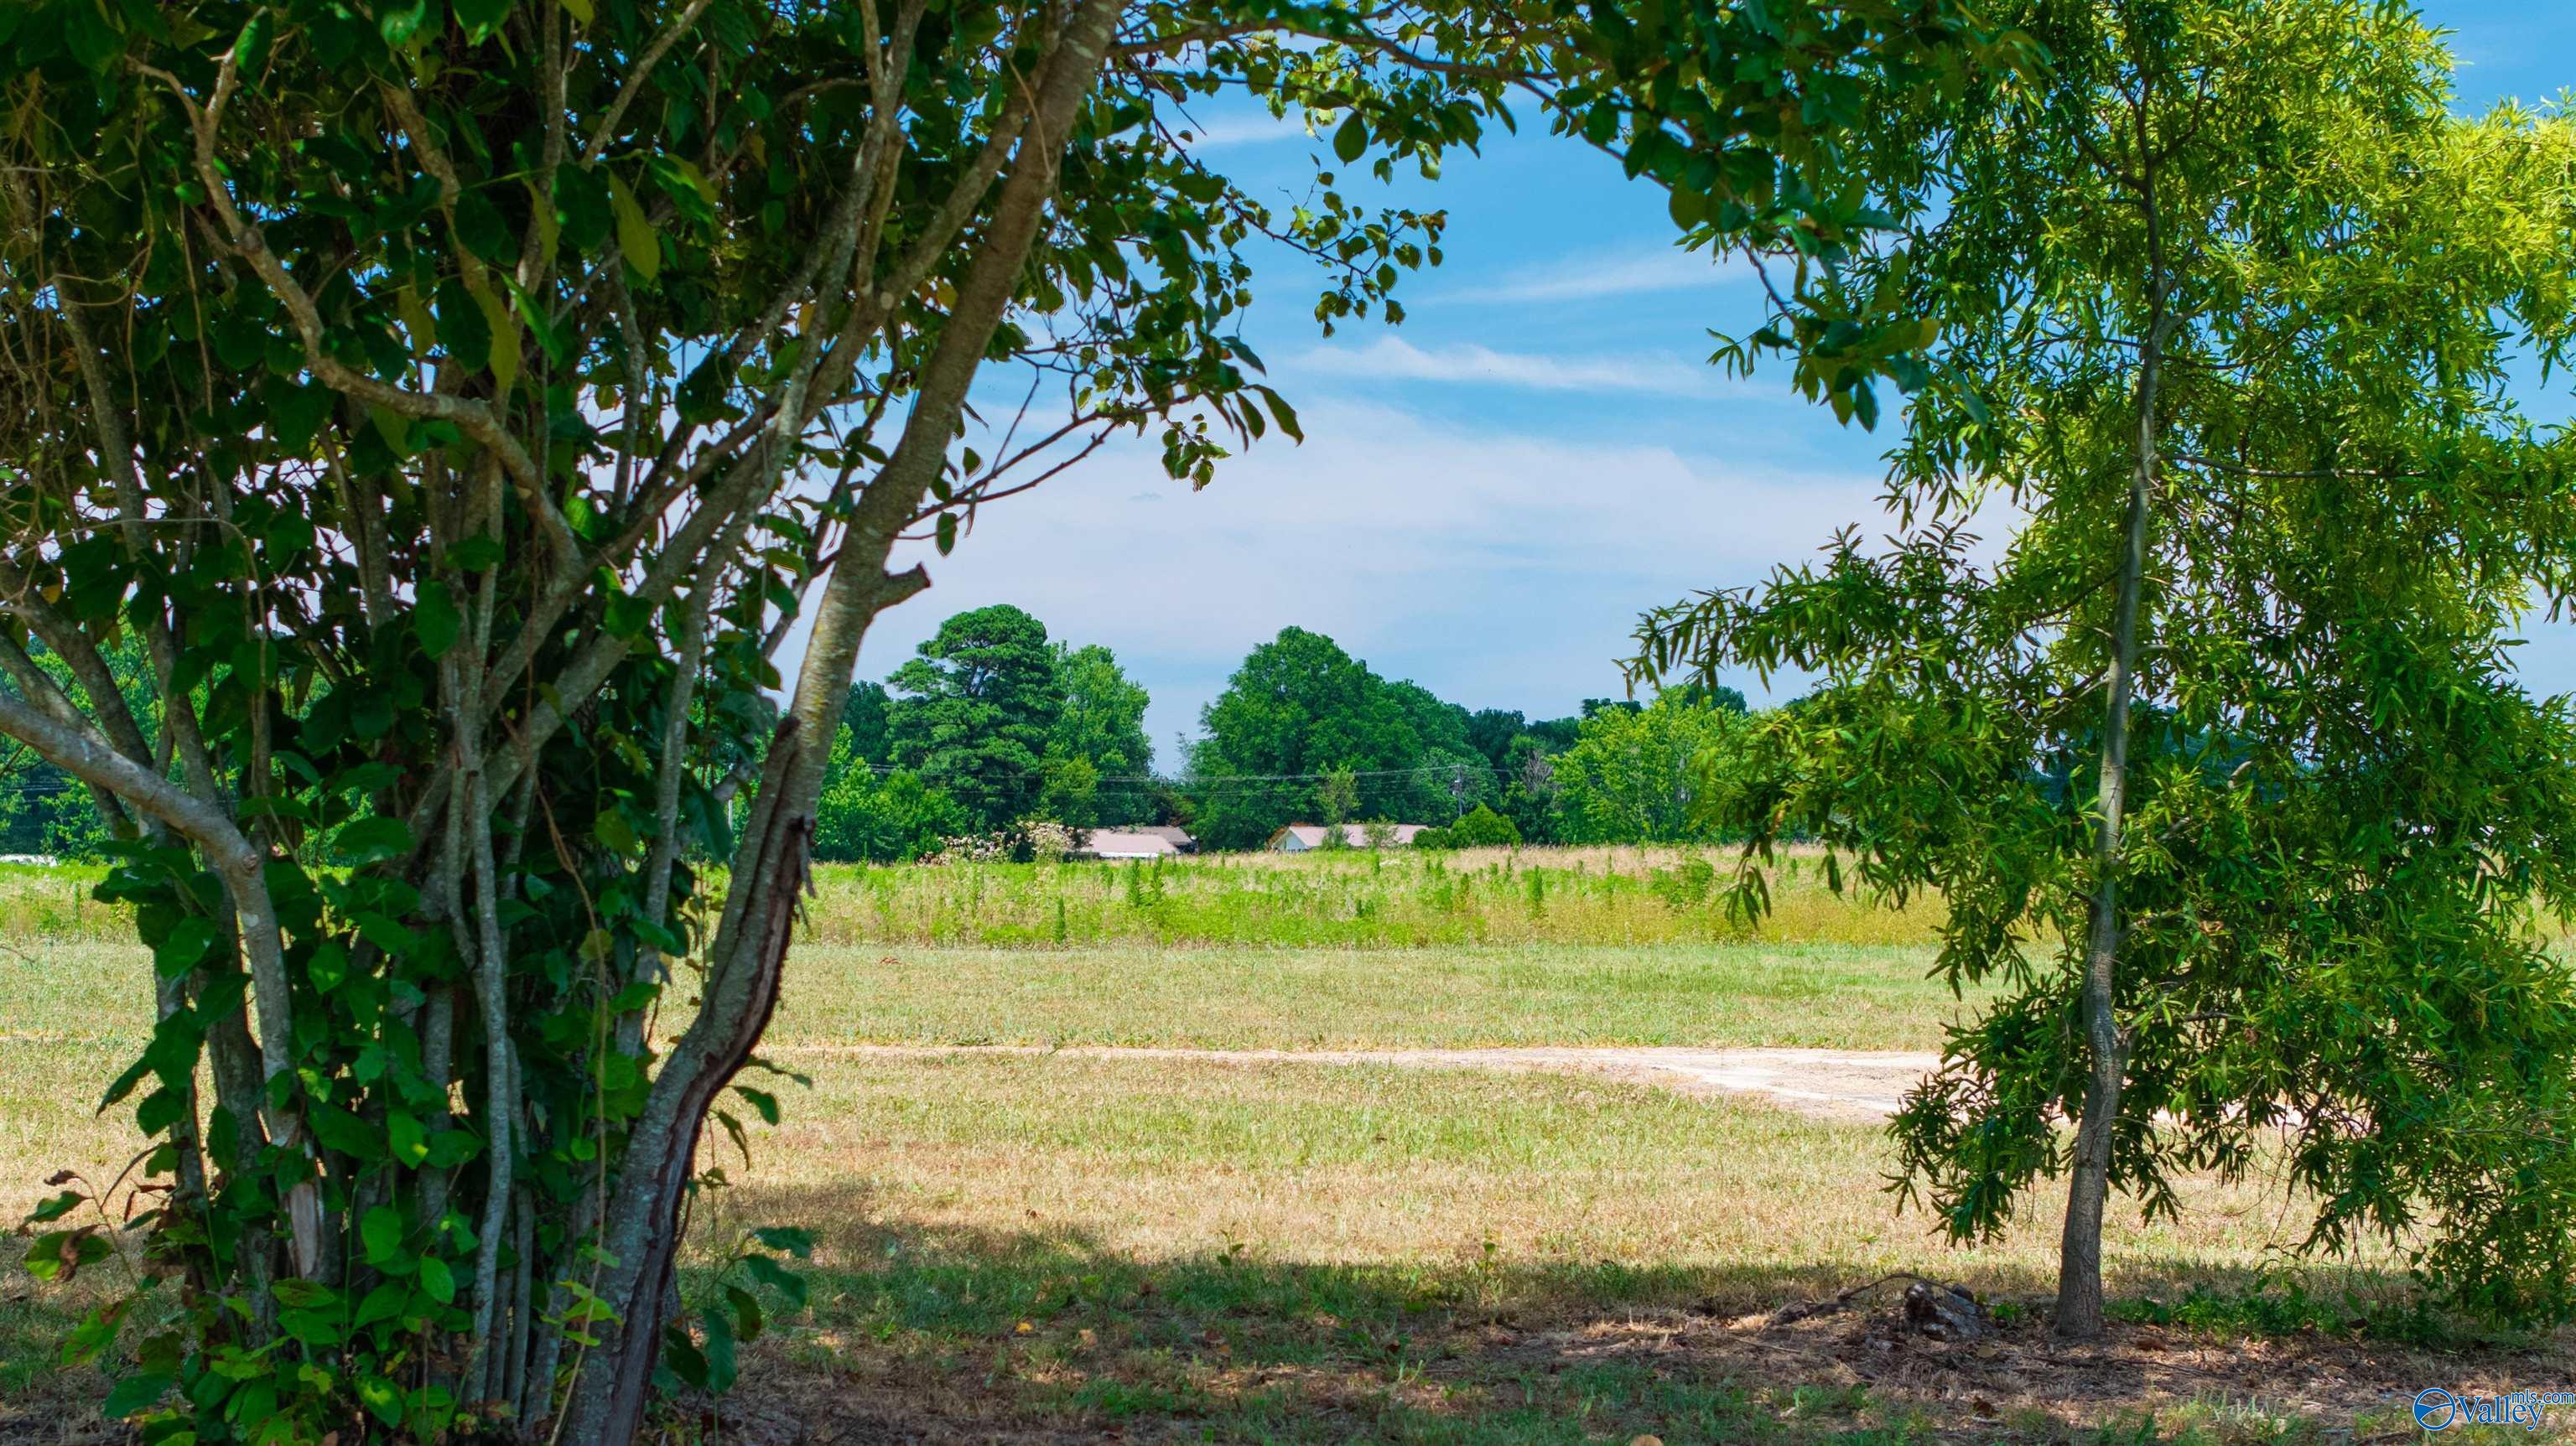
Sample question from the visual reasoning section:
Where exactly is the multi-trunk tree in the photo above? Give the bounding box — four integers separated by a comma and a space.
1636, 0, 2576, 1335
2, 0, 1982, 1438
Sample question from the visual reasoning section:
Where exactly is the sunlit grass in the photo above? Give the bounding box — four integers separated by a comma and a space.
771, 941, 1975, 1052
798, 844, 1946, 950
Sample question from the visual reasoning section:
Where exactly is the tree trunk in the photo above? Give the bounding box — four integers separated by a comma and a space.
548, 5, 1122, 1438
2054, 272, 2167, 1340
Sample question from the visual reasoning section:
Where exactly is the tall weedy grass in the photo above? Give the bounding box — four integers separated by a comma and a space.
801, 845, 1946, 949
0, 849, 1940, 948
0, 864, 121, 942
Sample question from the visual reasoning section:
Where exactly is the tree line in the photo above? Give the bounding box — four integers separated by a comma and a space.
807, 606, 1759, 859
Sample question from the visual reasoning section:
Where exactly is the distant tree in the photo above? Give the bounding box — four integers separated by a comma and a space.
842, 681, 893, 767
813, 726, 971, 863
0, 635, 159, 857
1316, 764, 1360, 829
1665, 682, 1749, 714
1498, 736, 1561, 844
1522, 714, 1585, 754
1552, 693, 1745, 844
1465, 708, 1528, 768
1384, 679, 1472, 755
1188, 628, 1421, 848
1444, 804, 1522, 848
1048, 642, 1154, 827
887, 606, 1064, 832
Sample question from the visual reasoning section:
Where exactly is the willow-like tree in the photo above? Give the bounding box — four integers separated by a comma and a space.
0, 0, 1979, 1438
1635, 0, 2576, 1336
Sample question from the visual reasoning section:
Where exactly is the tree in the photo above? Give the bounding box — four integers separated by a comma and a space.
1187, 628, 1414, 847
1551, 692, 1745, 844
2, 0, 1992, 1436
842, 681, 893, 768
1497, 734, 1562, 844
1464, 707, 1527, 768
813, 728, 970, 863
1635, 0, 2576, 1336
1315, 764, 1360, 831
1046, 641, 1153, 827
1444, 803, 1522, 848
886, 605, 1064, 833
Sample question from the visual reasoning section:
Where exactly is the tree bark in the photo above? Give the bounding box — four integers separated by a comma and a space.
2054, 277, 2168, 1340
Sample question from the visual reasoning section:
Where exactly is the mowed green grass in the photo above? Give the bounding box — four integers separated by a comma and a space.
775, 941, 1973, 1051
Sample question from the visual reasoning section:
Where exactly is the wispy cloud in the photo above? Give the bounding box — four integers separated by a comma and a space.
835, 397, 1907, 761
1435, 246, 1750, 305
1290, 336, 1735, 399
1170, 114, 1306, 151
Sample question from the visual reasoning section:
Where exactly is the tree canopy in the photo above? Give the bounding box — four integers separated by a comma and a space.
1635, 0, 2576, 1334
886, 604, 1065, 833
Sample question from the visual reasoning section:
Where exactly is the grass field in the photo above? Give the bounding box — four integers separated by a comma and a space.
3, 849, 2566, 1443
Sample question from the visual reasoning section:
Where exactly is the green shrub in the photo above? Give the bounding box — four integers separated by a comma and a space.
1445, 805, 1522, 848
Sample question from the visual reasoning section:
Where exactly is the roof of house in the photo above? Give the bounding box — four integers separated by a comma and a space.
1133, 826, 1195, 846
1268, 822, 1431, 848
1080, 829, 1182, 858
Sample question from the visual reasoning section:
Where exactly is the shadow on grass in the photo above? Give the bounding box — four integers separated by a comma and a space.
6, 1194, 2554, 1446
693, 1185, 2547, 1446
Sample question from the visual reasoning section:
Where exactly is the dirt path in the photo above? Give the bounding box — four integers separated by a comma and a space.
783, 1043, 1940, 1123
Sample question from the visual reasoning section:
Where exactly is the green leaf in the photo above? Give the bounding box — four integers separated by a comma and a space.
724, 1283, 765, 1344
233, 12, 269, 76
418, 1256, 455, 1305
606, 170, 660, 282
379, 0, 430, 46
388, 1112, 428, 1167
594, 809, 641, 854
103, 1373, 173, 1419
414, 578, 462, 659
449, 534, 505, 571
353, 1282, 408, 1329
453, 0, 512, 41
423, 1127, 482, 1168
471, 288, 521, 394
1333, 113, 1368, 164
64, 0, 122, 71
308, 1101, 382, 1161
357, 1373, 405, 1428
507, 278, 572, 370
660, 1323, 710, 1390
700, 1303, 738, 1393
28, 1189, 84, 1224
436, 277, 491, 374
362, 1205, 404, 1265
334, 816, 417, 868
153, 917, 220, 978
395, 284, 437, 357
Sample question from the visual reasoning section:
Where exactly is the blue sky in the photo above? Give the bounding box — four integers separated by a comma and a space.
861, 4, 2576, 770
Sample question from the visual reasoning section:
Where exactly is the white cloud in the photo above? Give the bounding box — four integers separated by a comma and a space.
843, 398, 1907, 764
1290, 336, 1748, 400
1435, 246, 1752, 305
1170, 114, 1306, 151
